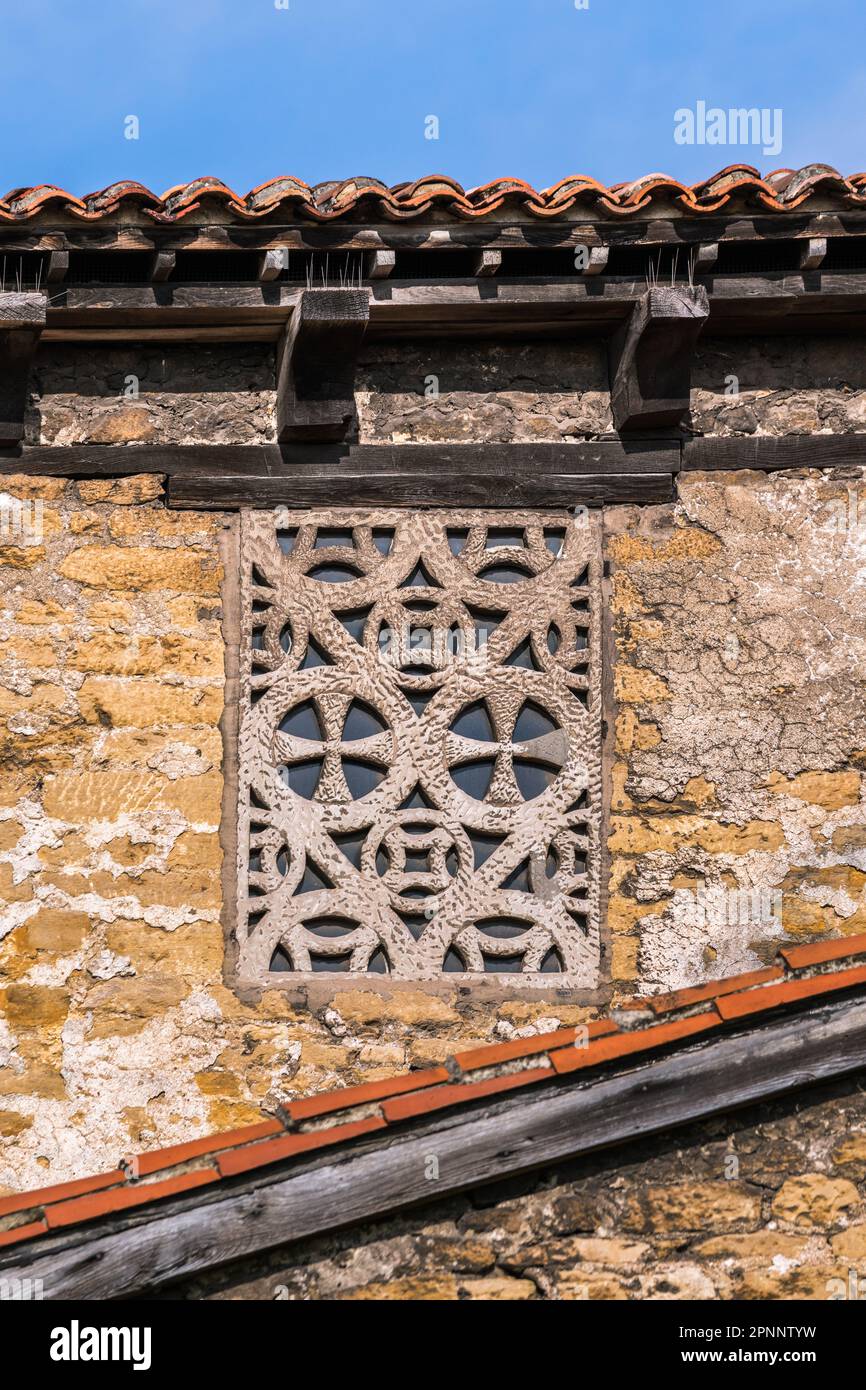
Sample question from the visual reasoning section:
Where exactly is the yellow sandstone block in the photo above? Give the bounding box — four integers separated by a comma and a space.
60, 546, 220, 595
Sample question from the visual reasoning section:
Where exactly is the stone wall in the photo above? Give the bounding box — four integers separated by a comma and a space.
357, 335, 866, 443
607, 467, 866, 996
24, 334, 866, 448
0, 333, 865, 1195
27, 345, 276, 446
171, 1073, 866, 1301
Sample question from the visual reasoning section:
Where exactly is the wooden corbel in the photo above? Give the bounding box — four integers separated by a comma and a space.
0, 292, 46, 448
608, 284, 709, 432
276, 288, 370, 443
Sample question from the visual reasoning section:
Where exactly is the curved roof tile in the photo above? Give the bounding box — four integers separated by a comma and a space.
0, 166, 864, 224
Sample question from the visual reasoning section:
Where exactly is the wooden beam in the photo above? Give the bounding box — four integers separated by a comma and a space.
473, 249, 501, 277
276, 288, 370, 443
4, 435, 866, 486
45, 250, 68, 284
258, 249, 287, 282
609, 284, 709, 432
5, 992, 865, 1299
149, 250, 175, 282
0, 292, 46, 448
682, 432, 866, 473
579, 245, 609, 275
18, 273, 866, 346
799, 237, 827, 270
366, 249, 395, 279
692, 242, 719, 274
0, 443, 345, 478
167, 471, 674, 510
1, 210, 865, 255
345, 441, 678, 475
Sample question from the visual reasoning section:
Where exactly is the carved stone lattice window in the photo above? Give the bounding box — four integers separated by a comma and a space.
234, 508, 602, 988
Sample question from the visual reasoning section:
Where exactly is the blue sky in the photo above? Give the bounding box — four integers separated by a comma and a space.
1, 0, 863, 195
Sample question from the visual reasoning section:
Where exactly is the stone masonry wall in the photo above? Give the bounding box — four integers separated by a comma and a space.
173, 1073, 866, 1301
358, 335, 866, 442
0, 333, 865, 1197
27, 345, 276, 446
608, 468, 866, 997
23, 335, 866, 449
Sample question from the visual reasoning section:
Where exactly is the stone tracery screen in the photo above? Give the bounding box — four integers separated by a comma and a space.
235, 508, 602, 989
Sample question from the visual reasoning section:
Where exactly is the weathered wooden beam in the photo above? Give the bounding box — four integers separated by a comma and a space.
20, 273, 866, 346
682, 432, 866, 473
609, 284, 709, 432
45, 250, 68, 284
580, 245, 609, 275
149, 250, 175, 282
5, 992, 865, 1299
692, 242, 719, 274
0, 443, 345, 478
0, 293, 46, 448
5, 435, 866, 486
344, 441, 679, 475
1, 210, 865, 255
276, 287, 370, 443
799, 237, 827, 270
167, 470, 674, 510
258, 249, 286, 282
366, 249, 395, 279
473, 249, 501, 277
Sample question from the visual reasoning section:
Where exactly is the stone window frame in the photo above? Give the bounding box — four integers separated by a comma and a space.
219, 506, 614, 1004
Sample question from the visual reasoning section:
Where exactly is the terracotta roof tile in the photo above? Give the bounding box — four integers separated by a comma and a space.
550, 1011, 720, 1075
1, 166, 863, 224
126, 1118, 284, 1178
715, 964, 866, 1021
0, 1168, 124, 1221
0, 1219, 47, 1249
779, 933, 866, 971
452, 1020, 618, 1073
643, 966, 784, 1015
285, 1067, 450, 1123
216, 1117, 387, 1179
381, 1066, 552, 1123
44, 1168, 219, 1230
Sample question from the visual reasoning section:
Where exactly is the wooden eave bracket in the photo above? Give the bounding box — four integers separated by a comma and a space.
608, 284, 709, 432
276, 287, 370, 443
0, 292, 46, 448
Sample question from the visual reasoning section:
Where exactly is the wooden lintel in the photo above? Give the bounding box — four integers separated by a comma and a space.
0, 293, 46, 448
167, 471, 674, 510
473, 249, 502, 277
366, 249, 395, 279
3, 435, 865, 486
609, 284, 709, 432
276, 287, 370, 443
149, 250, 175, 282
